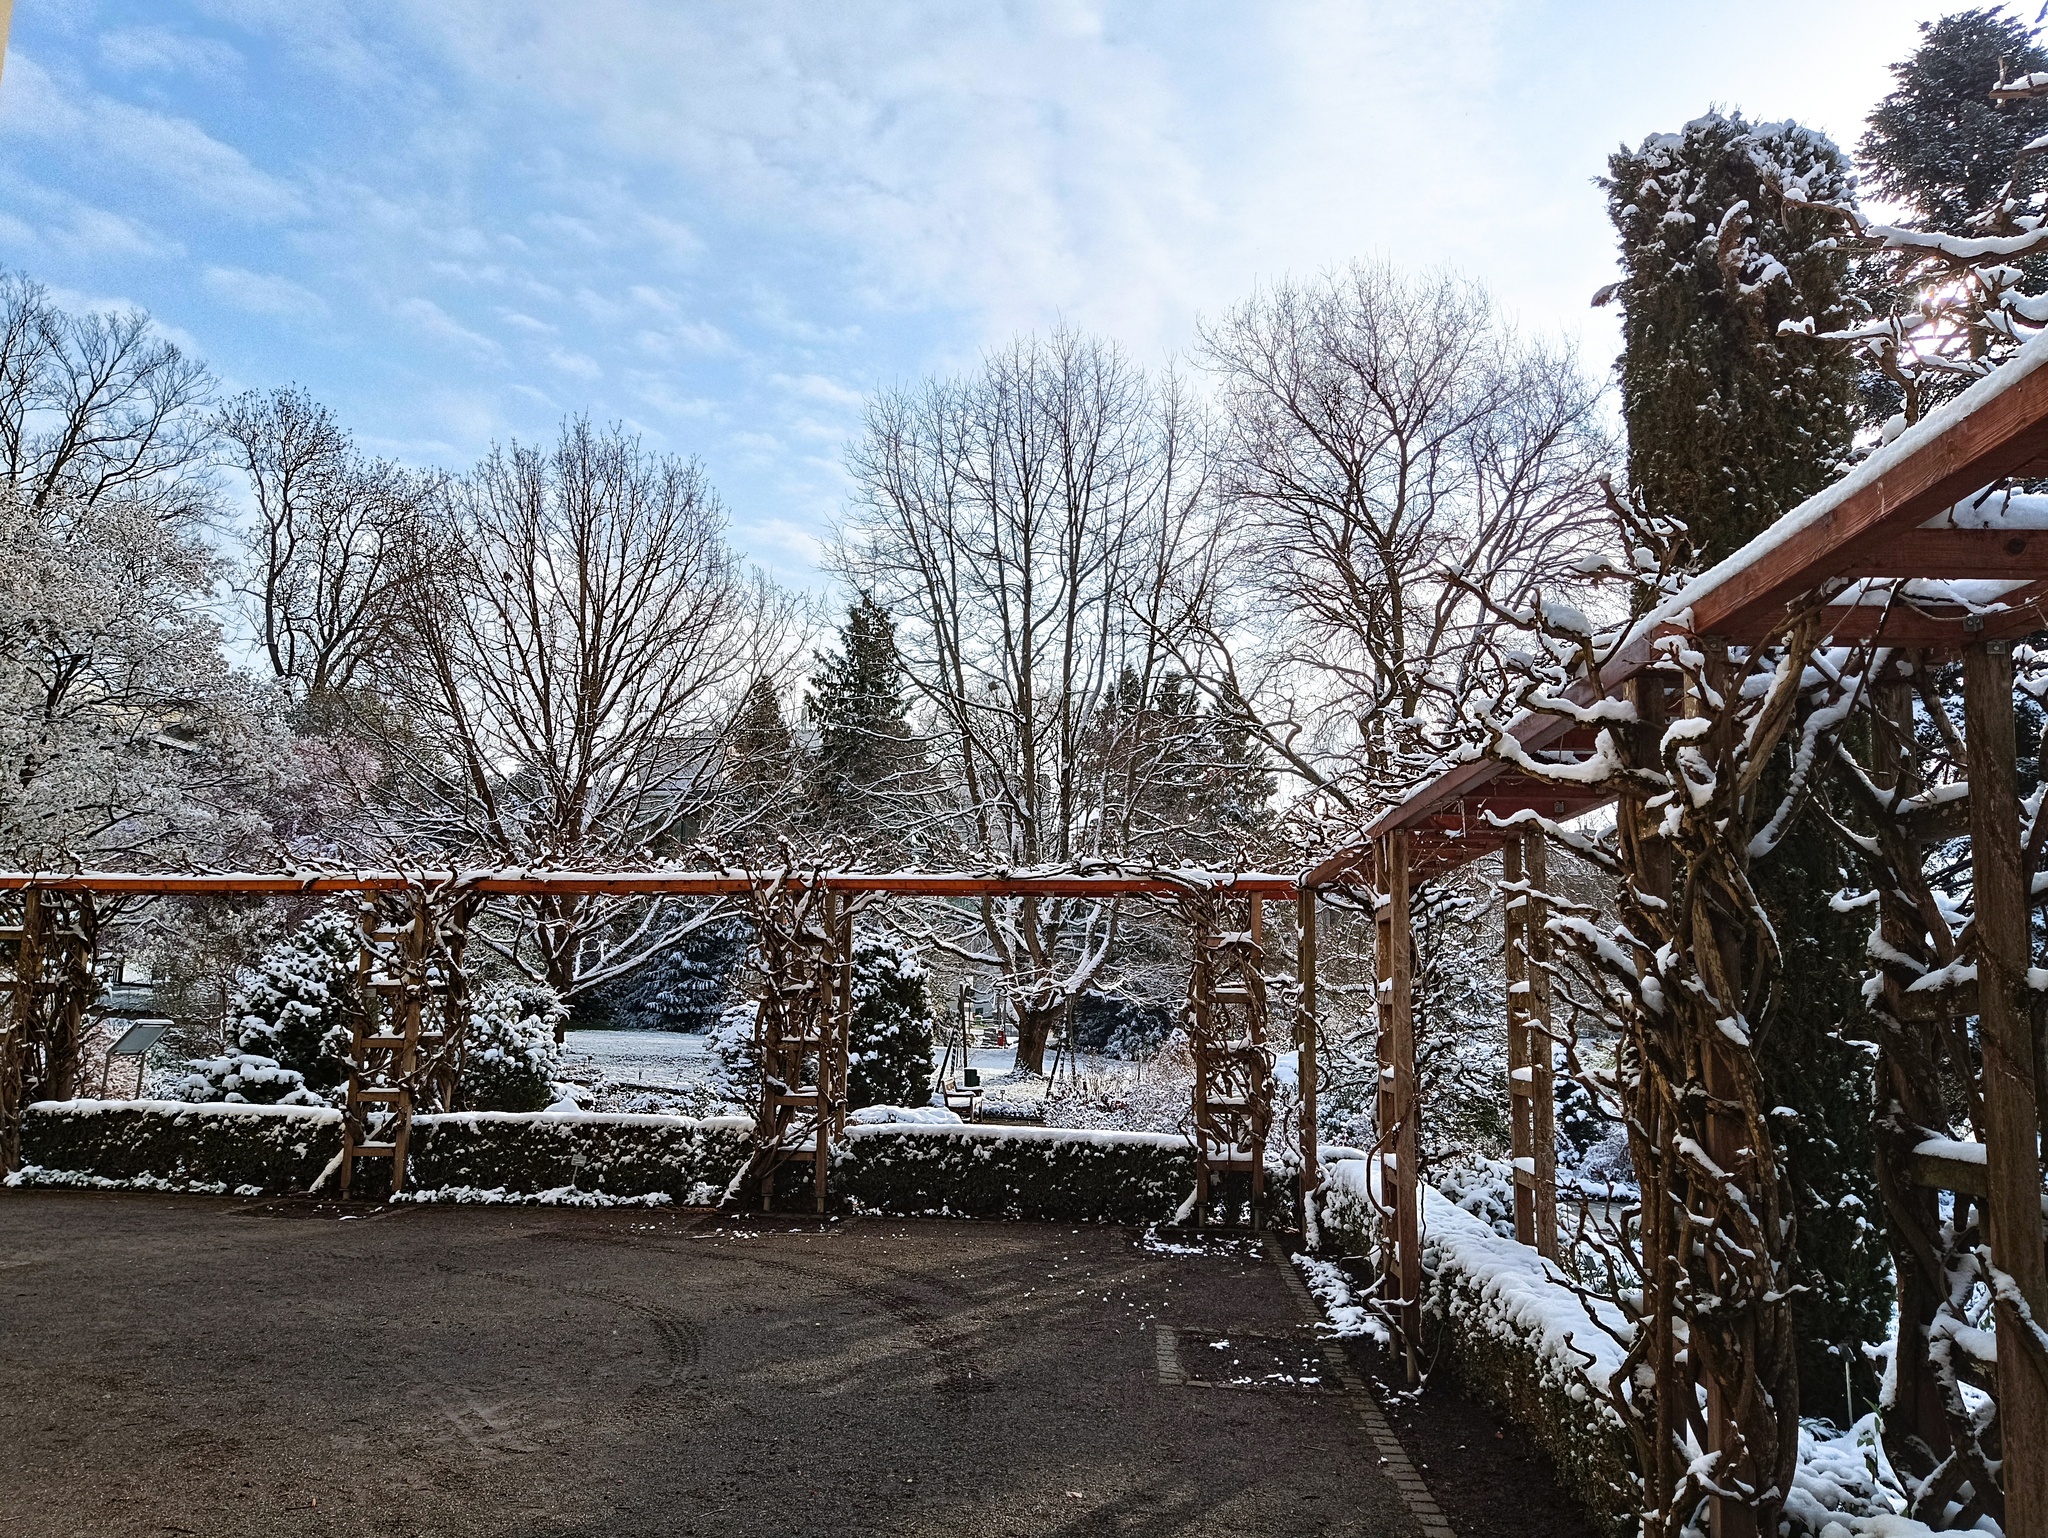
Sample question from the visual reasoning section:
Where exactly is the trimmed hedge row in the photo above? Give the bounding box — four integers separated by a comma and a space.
11, 1099, 343, 1196
1312, 1156, 1636, 1537
8, 1101, 1202, 1224
835, 1124, 1198, 1223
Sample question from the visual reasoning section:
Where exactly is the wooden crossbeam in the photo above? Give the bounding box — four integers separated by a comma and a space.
0, 870, 1299, 899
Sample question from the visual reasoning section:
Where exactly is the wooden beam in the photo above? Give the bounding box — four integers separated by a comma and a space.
0, 869, 1299, 900
1385, 830, 1423, 1382
1837, 528, 2048, 579
1963, 638, 2048, 1536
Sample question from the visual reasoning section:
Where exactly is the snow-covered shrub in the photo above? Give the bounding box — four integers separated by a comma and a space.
178, 906, 362, 1106
457, 982, 566, 1112
170, 1049, 325, 1107
848, 940, 930, 1110
706, 1000, 758, 1109
1071, 991, 1174, 1058
12, 1099, 341, 1195
596, 920, 748, 1031
836, 1123, 1199, 1222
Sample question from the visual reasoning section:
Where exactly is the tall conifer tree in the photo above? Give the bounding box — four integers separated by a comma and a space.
1604, 112, 1887, 1418
806, 594, 919, 844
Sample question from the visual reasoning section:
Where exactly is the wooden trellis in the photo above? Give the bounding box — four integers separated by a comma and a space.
338, 890, 476, 1197
1179, 893, 1276, 1230
1371, 832, 1424, 1380
0, 891, 98, 1172
1503, 828, 1558, 1259
733, 880, 853, 1213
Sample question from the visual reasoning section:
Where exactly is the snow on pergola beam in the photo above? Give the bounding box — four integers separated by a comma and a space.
0, 869, 1300, 900
1309, 331, 2048, 888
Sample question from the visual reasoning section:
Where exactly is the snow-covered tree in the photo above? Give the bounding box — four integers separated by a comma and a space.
175, 906, 362, 1107
0, 489, 280, 869
847, 940, 931, 1110
456, 981, 565, 1112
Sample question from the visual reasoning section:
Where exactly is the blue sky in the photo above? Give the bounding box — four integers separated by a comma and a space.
3, 0, 1941, 588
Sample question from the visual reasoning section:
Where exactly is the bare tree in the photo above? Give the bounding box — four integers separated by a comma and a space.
0, 271, 215, 524
218, 385, 431, 707
840, 330, 1227, 1071
1190, 261, 1611, 840
382, 419, 801, 1002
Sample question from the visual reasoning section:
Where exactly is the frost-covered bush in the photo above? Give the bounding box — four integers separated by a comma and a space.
597, 920, 748, 1031
177, 907, 361, 1105
848, 940, 930, 1110
707, 1000, 759, 1109
170, 1049, 325, 1107
457, 983, 566, 1112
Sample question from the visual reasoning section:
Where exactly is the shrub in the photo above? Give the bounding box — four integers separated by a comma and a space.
457, 982, 566, 1112
174, 906, 360, 1105
11, 1099, 342, 1195
848, 940, 931, 1110
836, 1123, 1198, 1222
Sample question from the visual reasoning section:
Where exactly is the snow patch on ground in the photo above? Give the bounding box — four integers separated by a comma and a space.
389, 1184, 675, 1208
1293, 1252, 1389, 1345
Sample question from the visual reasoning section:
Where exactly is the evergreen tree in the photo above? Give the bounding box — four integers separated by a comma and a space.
1861, 8, 2048, 230
456, 982, 566, 1112
806, 594, 918, 841
1601, 113, 1859, 564
174, 906, 361, 1106
1605, 112, 1887, 1419
728, 676, 798, 793
847, 940, 932, 1110
598, 920, 749, 1032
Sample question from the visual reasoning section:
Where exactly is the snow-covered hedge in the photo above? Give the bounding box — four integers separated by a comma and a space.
1313, 1155, 1636, 1536
405, 1111, 751, 1203
835, 1123, 1200, 1223
8, 1101, 1205, 1224
8, 1099, 343, 1196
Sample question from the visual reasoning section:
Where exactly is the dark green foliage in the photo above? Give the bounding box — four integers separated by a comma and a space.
807, 594, 920, 843
16, 1102, 343, 1195
1603, 112, 1859, 565
847, 941, 933, 1110
1608, 111, 1886, 1409
598, 920, 748, 1032
1861, 8, 2048, 230
834, 1125, 1198, 1222
404, 1113, 751, 1201
727, 677, 800, 796
1753, 812, 1889, 1422
455, 983, 566, 1113
1071, 991, 1174, 1058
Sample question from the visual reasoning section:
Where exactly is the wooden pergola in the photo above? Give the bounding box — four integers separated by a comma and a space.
1308, 341, 2048, 1534
0, 866, 1321, 1220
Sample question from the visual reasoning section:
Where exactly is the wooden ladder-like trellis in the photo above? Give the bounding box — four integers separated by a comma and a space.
735, 881, 852, 1213
1181, 894, 1275, 1230
338, 892, 474, 1197
0, 891, 98, 1173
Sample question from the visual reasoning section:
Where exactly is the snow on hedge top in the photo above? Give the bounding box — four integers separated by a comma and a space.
30, 1097, 342, 1122
842, 1121, 1194, 1151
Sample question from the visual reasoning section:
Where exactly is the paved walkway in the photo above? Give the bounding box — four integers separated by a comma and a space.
0, 1193, 1424, 1537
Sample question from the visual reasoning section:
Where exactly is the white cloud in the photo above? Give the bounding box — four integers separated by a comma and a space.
2, 53, 303, 221
771, 372, 864, 408
99, 26, 244, 78
203, 265, 329, 318
390, 296, 502, 359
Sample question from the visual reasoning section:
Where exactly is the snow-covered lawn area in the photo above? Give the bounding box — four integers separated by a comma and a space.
557, 1028, 723, 1114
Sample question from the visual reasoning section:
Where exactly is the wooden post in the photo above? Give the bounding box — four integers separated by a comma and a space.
1524, 829, 1559, 1260
1964, 637, 2048, 1537
1297, 889, 1320, 1224
1504, 837, 1534, 1246
1385, 829, 1423, 1382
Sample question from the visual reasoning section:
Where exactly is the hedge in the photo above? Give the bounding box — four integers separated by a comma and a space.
835, 1123, 1200, 1223
6, 1100, 1208, 1224
1312, 1154, 1637, 1537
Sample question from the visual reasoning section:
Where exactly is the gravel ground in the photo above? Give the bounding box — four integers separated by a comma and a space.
0, 1193, 1427, 1538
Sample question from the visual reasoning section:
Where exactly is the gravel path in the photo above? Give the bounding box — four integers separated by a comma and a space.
0, 1192, 1424, 1537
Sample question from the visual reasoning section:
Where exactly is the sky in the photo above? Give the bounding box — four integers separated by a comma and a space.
1, 0, 1947, 589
